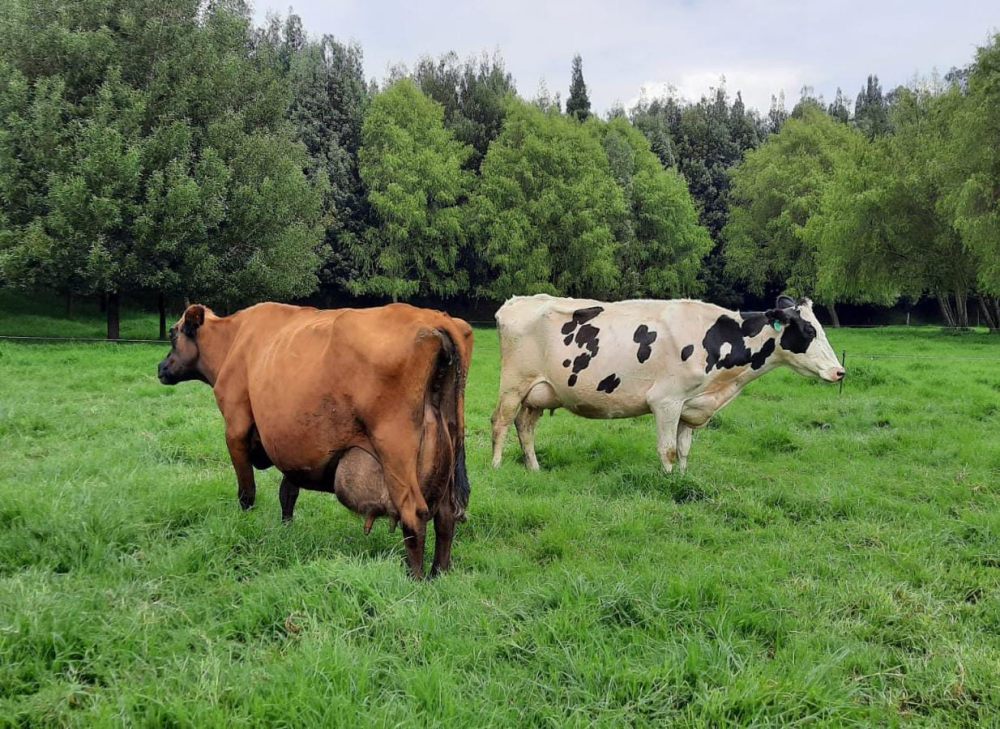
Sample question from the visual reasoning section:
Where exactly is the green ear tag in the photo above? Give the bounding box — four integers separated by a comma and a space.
773, 321, 782, 332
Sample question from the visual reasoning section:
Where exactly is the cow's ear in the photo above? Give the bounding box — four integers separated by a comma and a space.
775, 294, 796, 310
766, 308, 791, 325
182, 304, 206, 337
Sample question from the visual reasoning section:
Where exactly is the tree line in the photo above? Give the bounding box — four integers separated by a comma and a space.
1, 1, 998, 337
725, 62, 1000, 331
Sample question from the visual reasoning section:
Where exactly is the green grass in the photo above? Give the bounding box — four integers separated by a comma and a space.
0, 291, 164, 340
1, 303, 999, 726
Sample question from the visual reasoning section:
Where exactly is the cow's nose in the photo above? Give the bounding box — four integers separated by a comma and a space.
834, 369, 846, 381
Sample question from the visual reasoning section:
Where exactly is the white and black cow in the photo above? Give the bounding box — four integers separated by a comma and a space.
491, 294, 845, 473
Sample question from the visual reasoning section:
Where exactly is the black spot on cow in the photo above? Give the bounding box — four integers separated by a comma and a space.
571, 352, 592, 375
750, 338, 776, 369
681, 344, 694, 362
764, 304, 817, 354
702, 315, 778, 373
561, 306, 604, 336
633, 324, 657, 363
596, 373, 621, 393
739, 312, 769, 338
780, 321, 816, 354
562, 307, 604, 387
575, 323, 600, 357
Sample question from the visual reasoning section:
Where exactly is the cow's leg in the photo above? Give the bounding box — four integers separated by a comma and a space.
279, 475, 300, 523
676, 422, 694, 475
491, 390, 523, 468
430, 503, 455, 577
401, 519, 427, 580
371, 424, 430, 534
514, 405, 543, 471
223, 409, 257, 510
650, 400, 684, 474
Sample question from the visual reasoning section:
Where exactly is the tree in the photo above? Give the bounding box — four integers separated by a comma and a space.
939, 34, 1000, 329
806, 88, 976, 326
630, 98, 676, 168
828, 87, 851, 123
629, 84, 768, 307
412, 51, 517, 170
355, 79, 472, 301
256, 17, 371, 302
566, 54, 591, 121
598, 118, 712, 298
0, 0, 326, 338
725, 106, 865, 325
470, 101, 625, 299
791, 86, 825, 118
854, 74, 891, 139
767, 92, 789, 134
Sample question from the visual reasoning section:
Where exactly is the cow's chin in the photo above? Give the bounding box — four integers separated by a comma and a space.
158, 369, 203, 385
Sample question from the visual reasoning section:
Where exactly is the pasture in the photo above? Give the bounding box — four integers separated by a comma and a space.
0, 307, 998, 726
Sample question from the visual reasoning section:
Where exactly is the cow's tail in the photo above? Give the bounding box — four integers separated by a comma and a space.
433, 327, 471, 519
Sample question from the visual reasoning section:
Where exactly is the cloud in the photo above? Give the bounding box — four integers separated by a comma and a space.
631, 67, 807, 113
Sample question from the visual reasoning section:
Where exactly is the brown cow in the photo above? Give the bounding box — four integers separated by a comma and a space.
157, 302, 474, 578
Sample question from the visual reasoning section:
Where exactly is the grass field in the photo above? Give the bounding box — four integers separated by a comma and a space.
1, 302, 999, 726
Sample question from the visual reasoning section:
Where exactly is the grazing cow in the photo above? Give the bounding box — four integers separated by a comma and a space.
492, 294, 844, 474
158, 302, 473, 578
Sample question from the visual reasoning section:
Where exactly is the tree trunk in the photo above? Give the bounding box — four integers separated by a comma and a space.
937, 293, 956, 327
954, 292, 969, 328
107, 292, 121, 341
825, 302, 841, 328
979, 295, 1000, 333
158, 292, 167, 340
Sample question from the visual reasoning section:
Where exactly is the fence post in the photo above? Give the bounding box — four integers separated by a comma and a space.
839, 350, 847, 395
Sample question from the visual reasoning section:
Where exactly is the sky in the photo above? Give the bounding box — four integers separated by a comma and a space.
251, 0, 998, 114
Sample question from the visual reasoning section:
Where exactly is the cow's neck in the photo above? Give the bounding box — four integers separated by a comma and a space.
704, 329, 782, 398
195, 316, 239, 387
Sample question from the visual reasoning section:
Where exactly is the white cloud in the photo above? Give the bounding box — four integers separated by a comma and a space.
631, 67, 806, 113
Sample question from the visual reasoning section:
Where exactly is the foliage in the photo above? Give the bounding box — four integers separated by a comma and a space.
944, 34, 1000, 296
355, 79, 473, 300
0, 0, 325, 333
255, 16, 371, 298
806, 89, 975, 316
413, 51, 517, 170
471, 102, 627, 299
724, 107, 862, 306
599, 118, 712, 298
630, 86, 766, 307
566, 54, 591, 121
854, 74, 892, 139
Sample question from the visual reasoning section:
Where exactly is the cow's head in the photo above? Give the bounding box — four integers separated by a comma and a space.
766, 296, 845, 383
158, 305, 209, 385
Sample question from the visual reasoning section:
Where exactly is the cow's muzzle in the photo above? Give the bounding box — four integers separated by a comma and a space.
823, 367, 846, 383
158, 359, 177, 385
